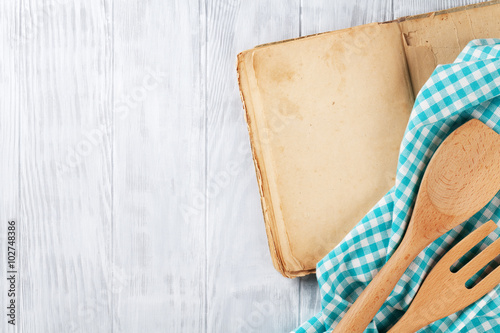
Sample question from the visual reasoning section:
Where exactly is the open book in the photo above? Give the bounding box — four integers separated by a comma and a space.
237, 1, 500, 278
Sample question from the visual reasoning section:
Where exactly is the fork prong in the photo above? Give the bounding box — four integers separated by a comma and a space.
458, 237, 500, 281
439, 221, 497, 269
472, 264, 500, 298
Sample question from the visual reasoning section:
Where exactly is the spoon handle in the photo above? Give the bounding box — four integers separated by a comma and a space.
333, 237, 421, 333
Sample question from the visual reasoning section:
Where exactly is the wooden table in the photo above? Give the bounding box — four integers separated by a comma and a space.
0, 0, 485, 332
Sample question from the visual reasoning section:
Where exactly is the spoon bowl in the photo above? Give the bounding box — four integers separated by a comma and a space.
408, 120, 500, 240
424, 120, 500, 218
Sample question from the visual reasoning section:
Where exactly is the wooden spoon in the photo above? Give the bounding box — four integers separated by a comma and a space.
333, 119, 500, 333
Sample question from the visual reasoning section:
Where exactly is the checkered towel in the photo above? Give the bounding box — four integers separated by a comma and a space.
294, 39, 500, 333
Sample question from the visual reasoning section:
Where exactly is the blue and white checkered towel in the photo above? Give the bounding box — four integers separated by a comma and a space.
295, 39, 500, 333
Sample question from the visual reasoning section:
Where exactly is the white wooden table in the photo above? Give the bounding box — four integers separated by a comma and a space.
0, 0, 486, 332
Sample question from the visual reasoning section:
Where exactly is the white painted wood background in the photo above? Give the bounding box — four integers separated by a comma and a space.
0, 0, 487, 332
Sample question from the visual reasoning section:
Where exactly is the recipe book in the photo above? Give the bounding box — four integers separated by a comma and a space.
237, 1, 500, 278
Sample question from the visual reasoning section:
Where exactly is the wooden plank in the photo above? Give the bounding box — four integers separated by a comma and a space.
299, 276, 322, 324
17, 0, 113, 332
300, 0, 394, 36
394, 0, 487, 18
205, 1, 301, 332
1, 1, 491, 332
0, 2, 20, 333
298, 0, 396, 326
112, 0, 206, 331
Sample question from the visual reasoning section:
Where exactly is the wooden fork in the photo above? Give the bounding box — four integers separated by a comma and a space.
388, 220, 500, 333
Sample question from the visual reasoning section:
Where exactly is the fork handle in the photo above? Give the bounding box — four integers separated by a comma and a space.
333, 236, 423, 333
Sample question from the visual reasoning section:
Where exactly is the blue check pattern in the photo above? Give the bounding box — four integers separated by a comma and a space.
294, 39, 500, 333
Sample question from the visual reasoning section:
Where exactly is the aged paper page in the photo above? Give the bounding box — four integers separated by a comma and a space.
238, 22, 413, 277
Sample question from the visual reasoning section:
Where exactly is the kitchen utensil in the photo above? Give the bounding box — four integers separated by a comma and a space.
388, 220, 500, 332
334, 120, 500, 332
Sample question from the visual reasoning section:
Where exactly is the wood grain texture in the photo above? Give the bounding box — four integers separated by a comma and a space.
0, 2, 20, 333
205, 0, 301, 332
300, 0, 394, 36
112, 0, 206, 332
394, 0, 487, 18
299, 275, 322, 324
0, 0, 488, 332
17, 0, 113, 332
388, 221, 500, 332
